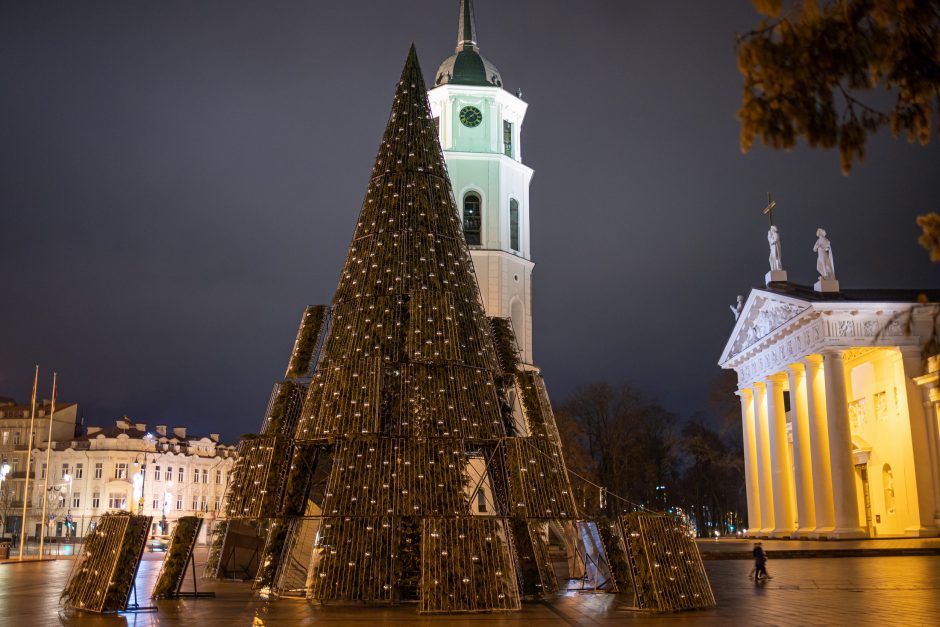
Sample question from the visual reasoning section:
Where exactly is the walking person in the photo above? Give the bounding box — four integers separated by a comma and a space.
753, 542, 771, 581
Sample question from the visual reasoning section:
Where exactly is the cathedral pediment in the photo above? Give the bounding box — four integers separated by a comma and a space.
720, 290, 811, 364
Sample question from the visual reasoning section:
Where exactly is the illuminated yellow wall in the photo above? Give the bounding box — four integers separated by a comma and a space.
846, 348, 920, 536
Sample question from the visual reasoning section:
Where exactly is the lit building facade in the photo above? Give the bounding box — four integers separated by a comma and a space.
428, 0, 536, 363
720, 283, 940, 538
0, 405, 236, 543
0, 398, 80, 537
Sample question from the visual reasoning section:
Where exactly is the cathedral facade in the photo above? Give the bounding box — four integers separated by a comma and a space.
720, 281, 940, 539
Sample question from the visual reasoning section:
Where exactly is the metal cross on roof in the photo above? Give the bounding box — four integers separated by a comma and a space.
762, 192, 777, 227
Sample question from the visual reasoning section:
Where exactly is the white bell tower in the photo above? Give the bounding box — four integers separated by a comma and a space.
428, 0, 536, 363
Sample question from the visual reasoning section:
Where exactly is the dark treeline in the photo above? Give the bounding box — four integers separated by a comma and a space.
555, 371, 746, 537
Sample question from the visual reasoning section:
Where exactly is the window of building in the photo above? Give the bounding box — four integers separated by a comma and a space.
477, 488, 488, 513
215, 496, 222, 511
154, 465, 161, 481
74, 463, 83, 479
152, 495, 159, 510
201, 495, 208, 511
193, 469, 200, 484
215, 470, 222, 485
13, 431, 19, 445
178, 468, 184, 483
883, 464, 896, 515
92, 492, 100, 509
176, 497, 183, 511
41, 463, 46, 480
192, 496, 199, 510
503, 120, 513, 157
166, 466, 173, 481
1, 431, 7, 445
509, 198, 520, 251
463, 193, 482, 246
115, 463, 128, 480
202, 469, 208, 484
94, 463, 102, 479
61, 463, 70, 479
72, 492, 80, 508
108, 493, 126, 510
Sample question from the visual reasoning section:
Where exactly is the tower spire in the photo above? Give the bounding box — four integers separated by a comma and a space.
456, 0, 478, 52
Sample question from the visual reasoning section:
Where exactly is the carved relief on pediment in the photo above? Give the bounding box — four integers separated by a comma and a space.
730, 296, 809, 357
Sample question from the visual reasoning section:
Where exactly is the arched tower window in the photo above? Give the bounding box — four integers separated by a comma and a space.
882, 464, 896, 514
509, 199, 520, 252
463, 193, 481, 246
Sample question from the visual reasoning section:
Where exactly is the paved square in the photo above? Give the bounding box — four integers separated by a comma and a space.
1, 554, 938, 625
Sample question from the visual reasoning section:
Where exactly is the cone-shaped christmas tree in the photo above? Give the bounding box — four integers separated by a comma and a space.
216, 46, 578, 613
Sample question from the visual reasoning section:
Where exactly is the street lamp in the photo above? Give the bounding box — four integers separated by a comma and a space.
133, 433, 155, 516
44, 473, 71, 540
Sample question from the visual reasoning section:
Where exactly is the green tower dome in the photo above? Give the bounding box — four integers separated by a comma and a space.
434, 0, 503, 88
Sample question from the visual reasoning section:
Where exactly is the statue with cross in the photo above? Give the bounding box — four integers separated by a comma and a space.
764, 193, 784, 272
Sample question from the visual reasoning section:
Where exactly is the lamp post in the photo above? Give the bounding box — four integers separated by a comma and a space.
61, 473, 71, 540
133, 433, 155, 517
43, 473, 70, 542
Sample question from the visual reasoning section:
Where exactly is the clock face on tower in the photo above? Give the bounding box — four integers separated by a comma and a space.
459, 106, 483, 128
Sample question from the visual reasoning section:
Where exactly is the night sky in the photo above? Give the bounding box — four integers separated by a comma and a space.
2, 1, 937, 443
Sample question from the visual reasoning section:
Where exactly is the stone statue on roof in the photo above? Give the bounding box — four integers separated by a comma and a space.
814, 228, 835, 279
768, 225, 783, 272
730, 295, 744, 320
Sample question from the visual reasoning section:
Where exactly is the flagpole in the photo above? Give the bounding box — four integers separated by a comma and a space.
17, 366, 39, 560
38, 372, 56, 561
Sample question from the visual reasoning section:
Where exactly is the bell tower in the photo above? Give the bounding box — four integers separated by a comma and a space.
428, 0, 535, 363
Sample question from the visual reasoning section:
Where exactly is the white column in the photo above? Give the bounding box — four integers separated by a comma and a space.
821, 349, 866, 538
803, 355, 835, 535
765, 374, 797, 537
738, 387, 761, 535
899, 347, 940, 536
914, 362, 940, 530
786, 364, 816, 535
753, 383, 774, 535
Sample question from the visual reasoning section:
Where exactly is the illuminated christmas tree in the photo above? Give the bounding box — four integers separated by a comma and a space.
215, 45, 577, 613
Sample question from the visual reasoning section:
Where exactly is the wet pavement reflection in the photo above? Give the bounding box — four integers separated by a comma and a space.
1, 553, 938, 625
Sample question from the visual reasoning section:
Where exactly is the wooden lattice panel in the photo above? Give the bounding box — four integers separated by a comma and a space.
505, 438, 576, 519
321, 438, 469, 517
409, 292, 460, 362
420, 517, 520, 613
517, 371, 562, 442
225, 435, 291, 518
260, 380, 307, 437
152, 516, 203, 598
621, 513, 716, 612
388, 363, 505, 438
319, 297, 406, 362
62, 513, 151, 613
508, 519, 558, 596
596, 519, 630, 592
273, 517, 322, 597
286, 305, 329, 379
306, 354, 382, 436
307, 517, 396, 602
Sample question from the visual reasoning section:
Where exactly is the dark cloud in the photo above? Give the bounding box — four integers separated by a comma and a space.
2, 1, 937, 441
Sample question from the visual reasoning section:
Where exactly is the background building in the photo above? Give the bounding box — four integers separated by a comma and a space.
0, 400, 236, 544
0, 398, 80, 538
